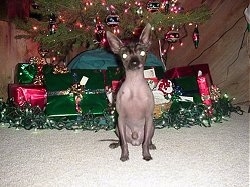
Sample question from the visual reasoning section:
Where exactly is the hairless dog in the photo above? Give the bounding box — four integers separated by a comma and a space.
106, 23, 156, 161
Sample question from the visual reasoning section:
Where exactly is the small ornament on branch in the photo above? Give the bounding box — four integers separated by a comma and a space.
147, 0, 160, 12
165, 29, 180, 43
31, 0, 39, 9
48, 13, 57, 35
163, 0, 170, 14
38, 47, 49, 59
106, 11, 120, 27
193, 24, 199, 49
244, 4, 250, 32
94, 17, 106, 44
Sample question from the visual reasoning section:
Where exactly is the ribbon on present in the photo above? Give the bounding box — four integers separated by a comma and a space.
16, 63, 37, 84
29, 56, 46, 85
46, 89, 108, 117
53, 64, 69, 74
8, 84, 47, 110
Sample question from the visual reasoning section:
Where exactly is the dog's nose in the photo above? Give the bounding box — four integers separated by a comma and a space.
128, 61, 140, 70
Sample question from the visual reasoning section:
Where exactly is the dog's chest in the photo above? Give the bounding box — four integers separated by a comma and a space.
116, 80, 154, 110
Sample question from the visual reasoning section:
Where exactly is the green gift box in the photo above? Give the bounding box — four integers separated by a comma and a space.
44, 68, 105, 91
43, 71, 74, 91
45, 94, 76, 117
173, 76, 199, 94
106, 67, 125, 86
81, 92, 108, 114
15, 63, 37, 84
71, 69, 105, 89
45, 91, 108, 117
169, 93, 202, 112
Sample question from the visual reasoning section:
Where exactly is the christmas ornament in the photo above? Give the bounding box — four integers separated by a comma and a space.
164, 0, 170, 13
244, 4, 250, 32
106, 12, 120, 27
165, 30, 180, 43
193, 24, 199, 49
136, 7, 143, 15
31, 0, 39, 9
48, 13, 57, 35
38, 47, 49, 58
147, 0, 160, 12
94, 22, 106, 43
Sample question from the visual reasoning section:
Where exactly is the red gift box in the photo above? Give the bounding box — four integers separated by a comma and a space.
165, 64, 213, 85
8, 84, 47, 110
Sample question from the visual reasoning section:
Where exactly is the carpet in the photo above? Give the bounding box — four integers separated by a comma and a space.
0, 106, 249, 187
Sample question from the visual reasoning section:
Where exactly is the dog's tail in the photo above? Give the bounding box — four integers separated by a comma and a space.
132, 132, 138, 140
99, 139, 119, 142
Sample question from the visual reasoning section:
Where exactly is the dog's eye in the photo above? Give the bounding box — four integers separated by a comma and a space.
140, 50, 146, 56
122, 53, 127, 59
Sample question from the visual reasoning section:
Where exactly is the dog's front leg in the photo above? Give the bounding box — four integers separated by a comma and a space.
118, 117, 129, 161
142, 116, 155, 161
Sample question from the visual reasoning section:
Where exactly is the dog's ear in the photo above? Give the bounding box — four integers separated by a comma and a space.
139, 23, 152, 49
106, 31, 124, 54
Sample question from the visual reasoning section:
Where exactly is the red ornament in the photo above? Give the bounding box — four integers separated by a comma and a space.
193, 25, 199, 49
165, 30, 180, 43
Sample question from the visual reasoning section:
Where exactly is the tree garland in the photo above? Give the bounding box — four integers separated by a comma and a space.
0, 95, 244, 131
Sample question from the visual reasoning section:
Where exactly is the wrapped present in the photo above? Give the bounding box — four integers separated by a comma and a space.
8, 84, 47, 110
44, 68, 106, 92
43, 70, 74, 91
72, 69, 106, 90
165, 64, 213, 85
15, 63, 37, 84
145, 66, 165, 79
15, 57, 46, 85
172, 76, 199, 96
45, 91, 108, 117
106, 67, 125, 87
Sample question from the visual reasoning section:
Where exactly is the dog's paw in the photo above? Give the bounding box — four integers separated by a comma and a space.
149, 144, 156, 150
143, 155, 153, 161
120, 155, 129, 162
109, 142, 120, 149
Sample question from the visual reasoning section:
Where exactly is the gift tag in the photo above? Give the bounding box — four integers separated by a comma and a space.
144, 68, 156, 78
80, 76, 89, 86
152, 90, 169, 104
179, 96, 194, 102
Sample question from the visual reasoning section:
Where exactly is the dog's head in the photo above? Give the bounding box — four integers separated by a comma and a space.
106, 23, 152, 71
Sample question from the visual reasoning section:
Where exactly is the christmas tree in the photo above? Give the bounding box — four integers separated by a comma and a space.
15, 0, 211, 60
